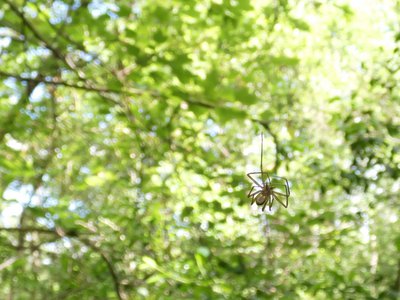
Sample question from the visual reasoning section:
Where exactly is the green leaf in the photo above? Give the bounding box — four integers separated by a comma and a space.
234, 87, 258, 105
143, 256, 158, 269
270, 55, 300, 66
395, 236, 400, 251
214, 107, 247, 123
181, 206, 193, 217
288, 16, 310, 31
196, 247, 210, 258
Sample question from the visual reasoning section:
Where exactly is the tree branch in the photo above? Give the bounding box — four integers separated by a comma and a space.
5, 0, 64, 61
79, 238, 126, 300
0, 257, 18, 271
186, 97, 283, 172
0, 226, 125, 300
5, 0, 108, 87
1, 65, 282, 174
0, 70, 147, 100
394, 258, 400, 295
0, 226, 81, 236
0, 71, 116, 95
0, 78, 38, 143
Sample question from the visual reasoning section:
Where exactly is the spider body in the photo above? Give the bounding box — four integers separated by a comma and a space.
247, 171, 290, 211
246, 133, 290, 211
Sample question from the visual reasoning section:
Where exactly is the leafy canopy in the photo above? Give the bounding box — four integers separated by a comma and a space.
0, 0, 399, 299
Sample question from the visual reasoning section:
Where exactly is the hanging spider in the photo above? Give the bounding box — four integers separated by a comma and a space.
247, 133, 290, 211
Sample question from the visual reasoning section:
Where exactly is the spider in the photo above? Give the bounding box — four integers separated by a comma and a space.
247, 134, 290, 211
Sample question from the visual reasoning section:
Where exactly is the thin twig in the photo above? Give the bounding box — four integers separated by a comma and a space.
0, 78, 38, 143
0, 226, 125, 300
0, 226, 67, 235
76, 237, 125, 300
0, 257, 18, 271
5, 0, 64, 61
394, 258, 400, 295
4, 0, 113, 89
0, 71, 145, 98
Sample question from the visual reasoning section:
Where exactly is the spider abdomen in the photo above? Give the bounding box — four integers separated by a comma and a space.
255, 193, 266, 205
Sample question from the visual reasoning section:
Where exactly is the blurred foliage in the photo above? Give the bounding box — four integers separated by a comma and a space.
0, 0, 399, 299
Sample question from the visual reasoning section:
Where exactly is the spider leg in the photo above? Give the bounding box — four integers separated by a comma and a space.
273, 192, 288, 208
285, 182, 290, 197
248, 187, 261, 198
272, 190, 289, 206
261, 200, 268, 211
271, 176, 290, 196
270, 182, 290, 197
265, 172, 271, 186
281, 179, 290, 197
274, 197, 288, 208
272, 191, 288, 197
260, 193, 274, 212
247, 186, 255, 198
249, 172, 272, 189
247, 172, 264, 188
250, 190, 262, 197
269, 196, 274, 211
250, 190, 262, 205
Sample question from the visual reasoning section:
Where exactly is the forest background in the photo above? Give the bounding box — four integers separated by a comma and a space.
0, 0, 399, 299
